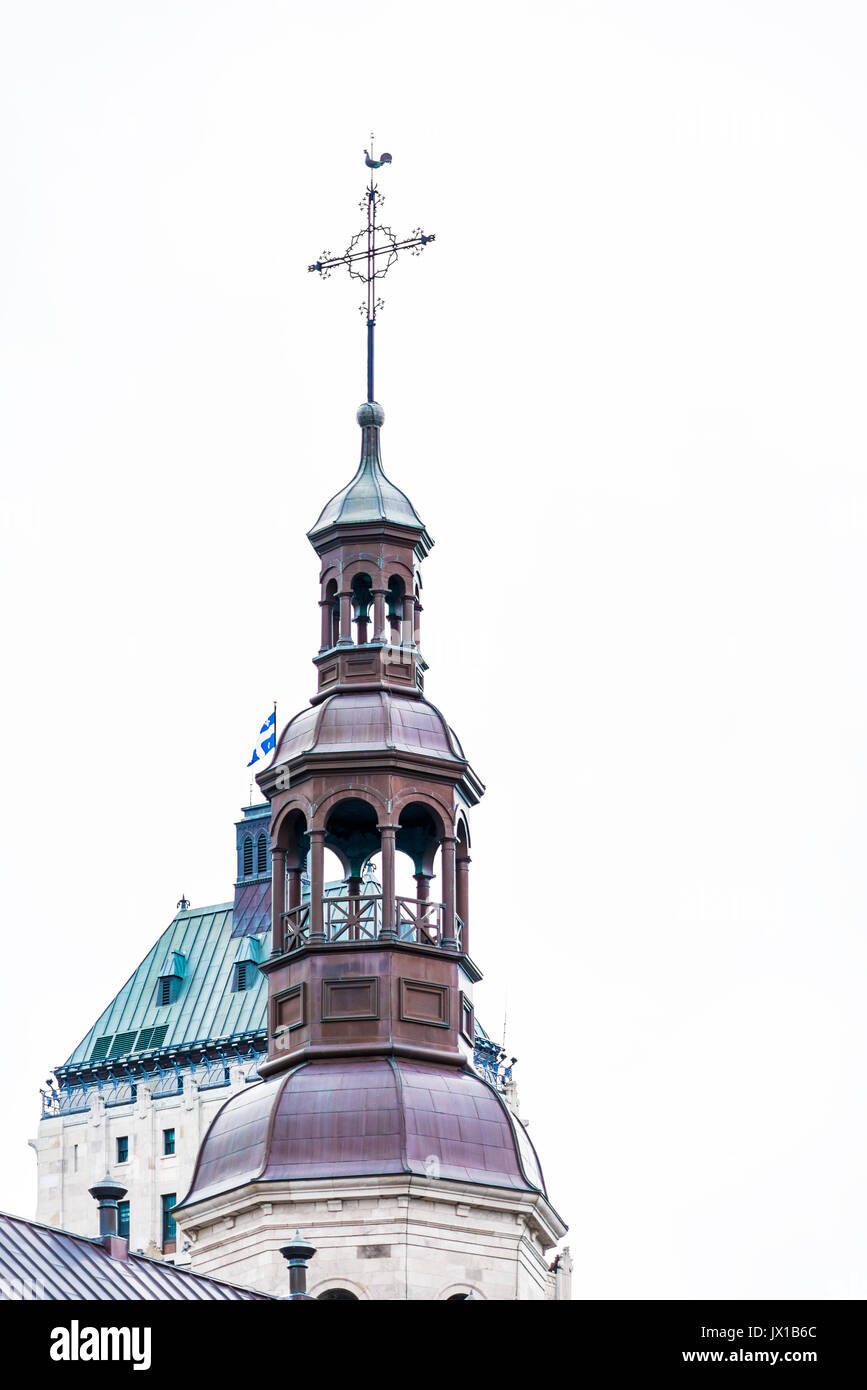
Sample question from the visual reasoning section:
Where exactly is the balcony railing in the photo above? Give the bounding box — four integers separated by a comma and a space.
281, 895, 463, 954
324, 894, 380, 942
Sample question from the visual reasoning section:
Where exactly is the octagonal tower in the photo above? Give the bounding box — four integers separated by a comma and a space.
174, 153, 566, 1300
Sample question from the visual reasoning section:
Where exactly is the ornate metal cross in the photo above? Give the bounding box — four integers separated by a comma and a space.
308, 139, 436, 403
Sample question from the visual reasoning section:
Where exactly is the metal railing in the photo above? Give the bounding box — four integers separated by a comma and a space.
281, 895, 463, 953
40, 1056, 262, 1118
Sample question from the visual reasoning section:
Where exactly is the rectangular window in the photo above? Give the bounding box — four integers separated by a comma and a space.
161, 1193, 177, 1252
116, 1136, 129, 1164
163, 1128, 175, 1156
118, 1200, 130, 1239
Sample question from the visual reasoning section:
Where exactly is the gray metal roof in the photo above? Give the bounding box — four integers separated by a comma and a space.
308, 402, 432, 548
0, 1211, 272, 1300
60, 904, 268, 1071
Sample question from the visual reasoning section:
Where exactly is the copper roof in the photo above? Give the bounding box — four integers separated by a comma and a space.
308, 402, 431, 549
179, 1057, 546, 1207
0, 1211, 272, 1300
58, 903, 267, 1074
275, 691, 465, 764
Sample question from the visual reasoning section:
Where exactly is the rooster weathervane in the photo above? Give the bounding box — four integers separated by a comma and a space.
308, 136, 436, 402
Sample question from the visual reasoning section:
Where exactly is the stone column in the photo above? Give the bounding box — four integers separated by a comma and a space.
346, 875, 362, 940
456, 853, 471, 956
337, 591, 353, 646
413, 599, 422, 647
319, 599, 332, 652
287, 867, 302, 912
379, 826, 396, 940
403, 592, 416, 646
441, 835, 457, 951
372, 588, 387, 642
271, 847, 286, 956
309, 830, 326, 941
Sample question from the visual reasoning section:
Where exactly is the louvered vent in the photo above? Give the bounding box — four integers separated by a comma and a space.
136, 1024, 169, 1052
232, 961, 256, 992
157, 976, 180, 1007
243, 836, 253, 876
107, 1031, 137, 1058
257, 835, 267, 875
90, 1035, 113, 1061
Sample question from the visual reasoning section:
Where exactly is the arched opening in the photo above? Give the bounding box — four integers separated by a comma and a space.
387, 574, 405, 644
242, 836, 253, 878
324, 578, 339, 649
351, 573, 373, 645
256, 833, 267, 876
317, 1288, 359, 1301
324, 798, 381, 940
396, 802, 446, 946
274, 809, 310, 952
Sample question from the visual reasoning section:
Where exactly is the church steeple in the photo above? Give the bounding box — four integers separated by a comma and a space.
175, 147, 566, 1300
254, 380, 482, 1067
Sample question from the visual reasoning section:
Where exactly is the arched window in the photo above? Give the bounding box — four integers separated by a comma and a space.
256, 834, 267, 876
242, 836, 253, 877
317, 1288, 359, 1301
351, 573, 373, 645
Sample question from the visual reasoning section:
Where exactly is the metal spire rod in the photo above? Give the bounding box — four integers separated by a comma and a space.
307, 137, 436, 402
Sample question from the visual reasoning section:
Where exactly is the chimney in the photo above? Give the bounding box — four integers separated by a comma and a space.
279, 1231, 317, 1299
88, 1171, 129, 1259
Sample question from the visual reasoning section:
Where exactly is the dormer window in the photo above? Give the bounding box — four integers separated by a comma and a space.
156, 951, 185, 1008
231, 934, 263, 992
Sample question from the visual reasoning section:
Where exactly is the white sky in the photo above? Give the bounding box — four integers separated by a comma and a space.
1, 0, 866, 1299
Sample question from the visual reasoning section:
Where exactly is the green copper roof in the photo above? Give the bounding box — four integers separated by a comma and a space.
308, 402, 432, 552
61, 904, 267, 1069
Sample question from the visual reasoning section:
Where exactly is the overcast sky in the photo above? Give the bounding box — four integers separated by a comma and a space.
2, 0, 866, 1299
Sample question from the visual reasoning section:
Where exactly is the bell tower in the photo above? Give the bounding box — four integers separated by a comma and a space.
175, 147, 566, 1300
256, 394, 482, 1081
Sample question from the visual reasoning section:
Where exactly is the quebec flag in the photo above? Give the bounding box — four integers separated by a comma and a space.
247, 711, 276, 767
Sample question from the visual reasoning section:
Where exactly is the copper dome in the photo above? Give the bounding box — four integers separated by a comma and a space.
179, 1058, 545, 1207
307, 401, 431, 546
274, 691, 466, 764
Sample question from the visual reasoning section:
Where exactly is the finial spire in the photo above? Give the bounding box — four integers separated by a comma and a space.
308, 142, 436, 402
